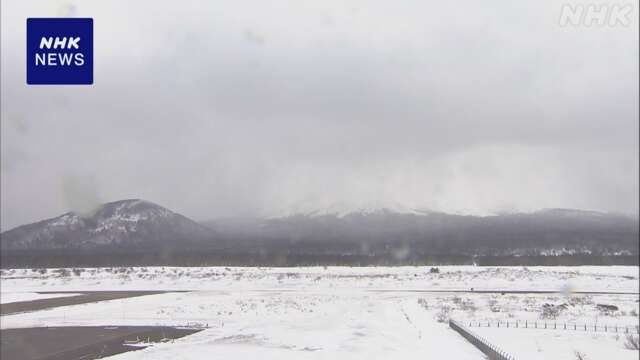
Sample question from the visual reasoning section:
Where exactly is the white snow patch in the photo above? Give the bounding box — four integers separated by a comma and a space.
475, 327, 639, 360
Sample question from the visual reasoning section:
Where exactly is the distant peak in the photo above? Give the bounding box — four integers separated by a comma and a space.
535, 208, 607, 216
269, 202, 437, 219
0, 198, 213, 250
61, 199, 176, 223
103, 199, 153, 207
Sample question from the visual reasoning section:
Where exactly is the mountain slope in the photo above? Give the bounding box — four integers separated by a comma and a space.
204, 208, 639, 257
1, 199, 214, 251
2, 201, 637, 266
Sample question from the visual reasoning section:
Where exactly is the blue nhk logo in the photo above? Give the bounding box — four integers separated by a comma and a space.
27, 18, 93, 85
36, 36, 85, 66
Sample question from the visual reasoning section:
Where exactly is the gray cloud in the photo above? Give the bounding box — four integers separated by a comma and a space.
1, 0, 638, 230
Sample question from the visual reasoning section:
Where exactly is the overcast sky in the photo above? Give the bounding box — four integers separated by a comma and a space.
1, 0, 638, 230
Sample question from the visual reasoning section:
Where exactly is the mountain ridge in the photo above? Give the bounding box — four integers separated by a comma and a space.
2, 199, 637, 263
0, 199, 214, 251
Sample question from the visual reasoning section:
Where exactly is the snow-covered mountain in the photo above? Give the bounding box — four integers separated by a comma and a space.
0, 199, 214, 250
269, 201, 435, 219
204, 207, 639, 257
2, 200, 637, 266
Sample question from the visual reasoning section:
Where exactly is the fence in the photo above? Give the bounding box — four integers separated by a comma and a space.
449, 319, 517, 360
463, 319, 640, 335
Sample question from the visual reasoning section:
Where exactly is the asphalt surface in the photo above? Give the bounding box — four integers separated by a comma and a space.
0, 291, 168, 316
0, 326, 202, 360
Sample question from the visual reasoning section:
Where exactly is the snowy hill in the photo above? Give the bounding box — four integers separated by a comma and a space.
204, 208, 639, 257
0, 199, 214, 250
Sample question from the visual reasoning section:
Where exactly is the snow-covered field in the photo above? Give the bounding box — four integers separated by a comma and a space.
2, 266, 638, 293
476, 326, 636, 360
1, 266, 638, 359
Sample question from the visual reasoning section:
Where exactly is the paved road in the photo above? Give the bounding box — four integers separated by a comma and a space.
0, 291, 169, 316
0, 326, 202, 360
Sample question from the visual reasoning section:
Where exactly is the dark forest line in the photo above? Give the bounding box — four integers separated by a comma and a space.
1, 250, 637, 268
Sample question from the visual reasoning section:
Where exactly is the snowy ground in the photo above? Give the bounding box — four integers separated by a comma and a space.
476, 326, 637, 360
1, 266, 638, 359
1, 266, 638, 293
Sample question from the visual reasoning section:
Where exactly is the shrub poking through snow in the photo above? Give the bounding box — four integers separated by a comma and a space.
417, 298, 429, 310
597, 304, 619, 316
574, 350, 588, 360
540, 303, 567, 320
488, 299, 500, 313
435, 305, 451, 323
624, 334, 640, 350
459, 298, 476, 313
53, 268, 71, 277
